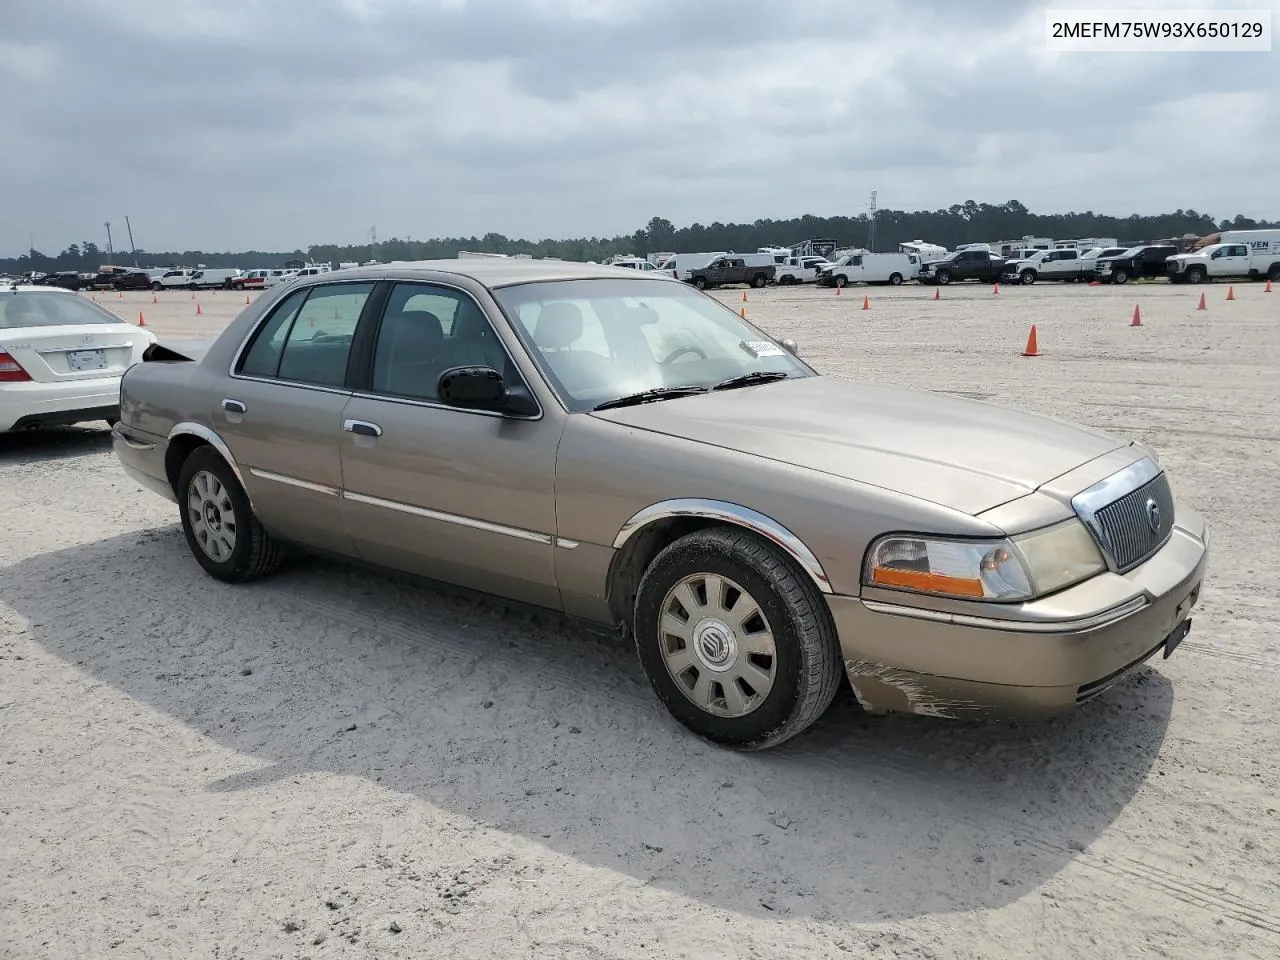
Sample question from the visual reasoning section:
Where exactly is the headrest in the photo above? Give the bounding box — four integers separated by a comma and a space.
385, 309, 443, 349
533, 301, 583, 350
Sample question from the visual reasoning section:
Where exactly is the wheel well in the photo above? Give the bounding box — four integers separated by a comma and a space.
607, 517, 732, 632
164, 434, 209, 494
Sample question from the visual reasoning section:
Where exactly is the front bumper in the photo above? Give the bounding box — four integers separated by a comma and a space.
828, 507, 1208, 719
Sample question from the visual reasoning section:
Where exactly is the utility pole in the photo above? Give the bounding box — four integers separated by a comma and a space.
104, 221, 114, 260
125, 215, 138, 265
866, 191, 878, 253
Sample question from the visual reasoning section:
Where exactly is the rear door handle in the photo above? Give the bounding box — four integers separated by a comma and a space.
222, 398, 246, 414
343, 419, 382, 438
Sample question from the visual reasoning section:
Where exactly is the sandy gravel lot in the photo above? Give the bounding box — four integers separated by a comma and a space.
2, 280, 1278, 959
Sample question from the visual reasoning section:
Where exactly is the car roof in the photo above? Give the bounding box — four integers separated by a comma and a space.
302, 258, 682, 289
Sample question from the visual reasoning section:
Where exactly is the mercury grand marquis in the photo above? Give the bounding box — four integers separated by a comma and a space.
112, 260, 1209, 749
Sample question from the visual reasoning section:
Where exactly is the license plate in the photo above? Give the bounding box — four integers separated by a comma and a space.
67, 349, 107, 372
1163, 617, 1192, 659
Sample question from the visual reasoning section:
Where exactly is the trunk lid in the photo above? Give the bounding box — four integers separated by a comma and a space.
0, 323, 149, 382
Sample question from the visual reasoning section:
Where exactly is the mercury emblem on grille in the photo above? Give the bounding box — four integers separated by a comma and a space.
1145, 498, 1161, 534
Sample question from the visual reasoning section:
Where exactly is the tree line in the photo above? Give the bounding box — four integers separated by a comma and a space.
6, 201, 1277, 274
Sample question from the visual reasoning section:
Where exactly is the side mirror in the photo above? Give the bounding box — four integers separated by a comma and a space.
781, 338, 800, 356
437, 365, 538, 416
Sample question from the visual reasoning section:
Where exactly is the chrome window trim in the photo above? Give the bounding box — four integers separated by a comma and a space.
343, 490, 553, 545
347, 391, 541, 422
248, 467, 340, 497
613, 498, 832, 594
861, 595, 1148, 634
1071, 456, 1163, 570
228, 374, 352, 397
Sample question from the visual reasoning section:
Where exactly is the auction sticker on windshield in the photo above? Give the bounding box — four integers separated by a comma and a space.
740, 340, 785, 359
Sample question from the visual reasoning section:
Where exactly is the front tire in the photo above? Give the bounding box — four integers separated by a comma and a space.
1113, 268, 1130, 284
1020, 270, 1037, 285
693, 277, 707, 290
178, 447, 286, 584
1186, 266, 1207, 284
151, 282, 162, 291
936, 270, 953, 285
633, 527, 843, 750
888, 272, 903, 285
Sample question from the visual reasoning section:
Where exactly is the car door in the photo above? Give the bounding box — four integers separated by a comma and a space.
216, 280, 379, 556
1213, 244, 1250, 277
337, 280, 562, 609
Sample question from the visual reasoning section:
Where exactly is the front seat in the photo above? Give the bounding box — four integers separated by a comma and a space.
374, 309, 444, 397
531, 301, 614, 391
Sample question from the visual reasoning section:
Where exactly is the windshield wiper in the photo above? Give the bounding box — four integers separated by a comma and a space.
712, 370, 791, 391
592, 385, 708, 411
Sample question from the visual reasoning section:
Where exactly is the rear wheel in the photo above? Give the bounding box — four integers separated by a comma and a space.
633, 527, 843, 750
752, 273, 768, 288
177, 446, 286, 584
1269, 263, 1280, 282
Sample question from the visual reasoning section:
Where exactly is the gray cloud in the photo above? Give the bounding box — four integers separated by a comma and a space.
2, 0, 1276, 256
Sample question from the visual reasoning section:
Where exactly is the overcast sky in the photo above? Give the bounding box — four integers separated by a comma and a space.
3, 0, 1277, 255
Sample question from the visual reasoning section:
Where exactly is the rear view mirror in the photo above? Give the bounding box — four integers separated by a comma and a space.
438, 365, 505, 409
437, 365, 539, 417
781, 338, 800, 356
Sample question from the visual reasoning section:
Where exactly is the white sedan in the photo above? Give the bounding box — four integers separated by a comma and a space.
0, 284, 156, 433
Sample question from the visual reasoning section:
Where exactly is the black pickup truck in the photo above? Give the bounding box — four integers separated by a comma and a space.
1092, 244, 1178, 284
686, 257, 775, 290
918, 250, 1007, 285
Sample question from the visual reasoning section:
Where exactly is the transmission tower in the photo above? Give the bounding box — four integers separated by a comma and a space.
865, 191, 878, 253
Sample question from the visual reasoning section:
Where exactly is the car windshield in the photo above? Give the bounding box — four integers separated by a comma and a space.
492, 278, 815, 412
0, 292, 121, 329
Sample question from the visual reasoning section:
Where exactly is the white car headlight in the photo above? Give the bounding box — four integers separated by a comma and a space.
865, 520, 1105, 602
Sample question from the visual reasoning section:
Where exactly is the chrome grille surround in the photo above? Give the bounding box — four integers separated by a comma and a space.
1071, 457, 1175, 572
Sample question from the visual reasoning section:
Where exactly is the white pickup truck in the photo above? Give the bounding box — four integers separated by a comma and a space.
149, 269, 195, 291
1001, 248, 1101, 285
775, 255, 832, 284
1166, 231, 1280, 284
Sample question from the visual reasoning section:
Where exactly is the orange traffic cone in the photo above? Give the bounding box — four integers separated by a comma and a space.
835, 284, 841, 296
741, 291, 748, 303
1226, 286, 1235, 301
933, 288, 940, 300
1088, 280, 1100, 287
190, 291, 195, 299
861, 295, 870, 310
1022, 325, 1039, 357
1265, 279, 1273, 293
1131, 304, 1142, 326
1196, 292, 1206, 310
739, 306, 747, 319
196, 303, 203, 316
151, 292, 157, 304
117, 291, 123, 299
138, 312, 146, 326
244, 294, 250, 304
992, 283, 1000, 295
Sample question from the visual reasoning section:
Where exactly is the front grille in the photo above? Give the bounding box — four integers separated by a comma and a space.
1089, 472, 1175, 571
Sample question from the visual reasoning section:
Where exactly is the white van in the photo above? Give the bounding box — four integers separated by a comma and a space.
818, 252, 919, 287
188, 268, 242, 290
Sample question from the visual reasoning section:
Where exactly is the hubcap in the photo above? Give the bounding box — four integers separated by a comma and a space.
187, 470, 237, 562
658, 573, 777, 718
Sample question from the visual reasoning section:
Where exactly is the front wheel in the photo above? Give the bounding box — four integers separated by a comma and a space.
936, 270, 953, 285
1020, 270, 1037, 285
693, 277, 707, 290
888, 273, 903, 285
834, 275, 847, 289
1113, 269, 1130, 284
633, 527, 843, 750
1186, 266, 1207, 284
178, 446, 286, 584
151, 282, 162, 291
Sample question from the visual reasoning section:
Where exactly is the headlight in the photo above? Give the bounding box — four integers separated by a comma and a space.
864, 521, 1105, 602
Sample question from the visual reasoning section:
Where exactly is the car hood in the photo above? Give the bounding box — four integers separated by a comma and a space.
591, 376, 1129, 515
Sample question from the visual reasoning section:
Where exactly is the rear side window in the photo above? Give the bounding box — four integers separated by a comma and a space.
238, 288, 309, 378
277, 284, 374, 387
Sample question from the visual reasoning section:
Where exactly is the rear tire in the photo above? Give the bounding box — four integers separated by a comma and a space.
633, 527, 843, 750
1269, 263, 1280, 282
177, 446, 286, 584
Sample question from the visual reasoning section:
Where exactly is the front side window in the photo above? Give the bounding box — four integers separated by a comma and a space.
369, 282, 508, 402
493, 278, 814, 413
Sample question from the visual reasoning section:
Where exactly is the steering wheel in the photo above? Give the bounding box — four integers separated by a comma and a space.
659, 345, 708, 365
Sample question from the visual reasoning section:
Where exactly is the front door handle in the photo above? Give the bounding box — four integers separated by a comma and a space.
343, 419, 382, 438
222, 398, 246, 414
